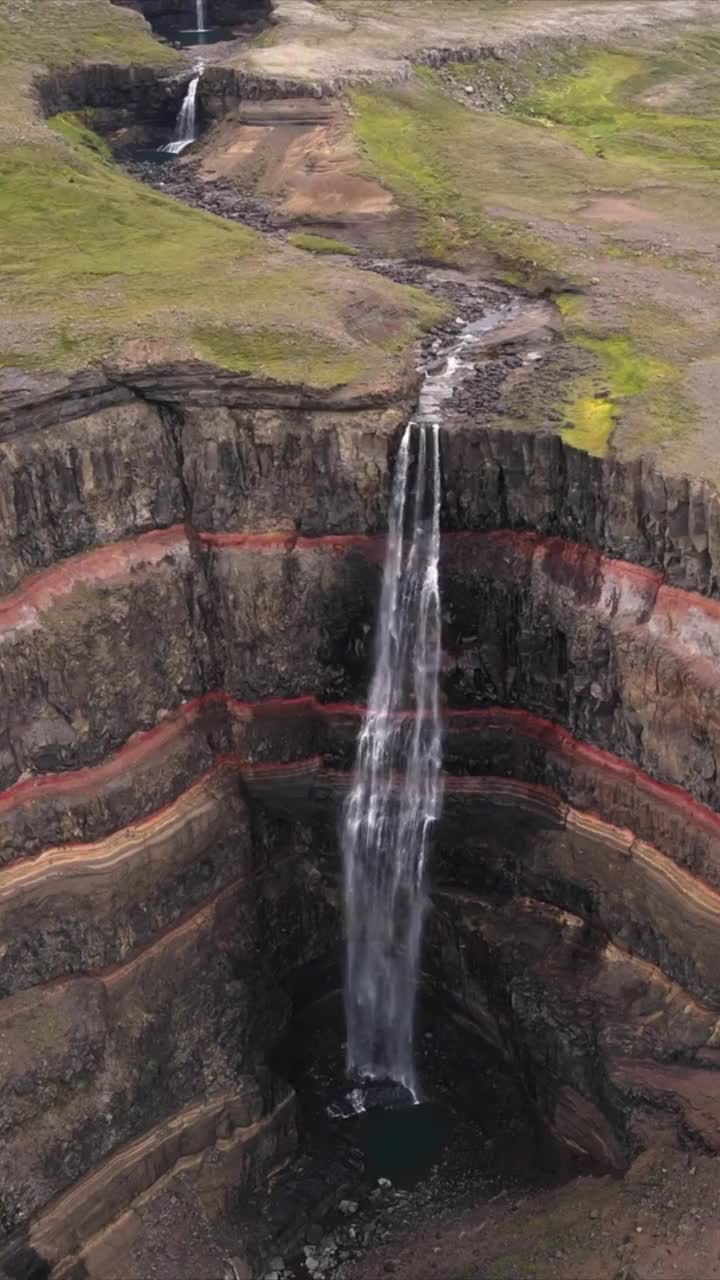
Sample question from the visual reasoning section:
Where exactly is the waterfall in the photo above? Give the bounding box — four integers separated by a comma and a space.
342, 421, 443, 1095
161, 74, 201, 155
195, 0, 206, 31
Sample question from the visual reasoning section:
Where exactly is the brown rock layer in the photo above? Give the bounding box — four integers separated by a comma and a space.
3, 528, 720, 809
3, 712, 720, 1178
5, 389, 720, 1262
426, 891, 720, 1165
0, 1084, 294, 1280
0, 881, 273, 1225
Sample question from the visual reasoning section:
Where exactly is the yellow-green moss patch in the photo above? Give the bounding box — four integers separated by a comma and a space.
560, 334, 678, 456
516, 49, 720, 170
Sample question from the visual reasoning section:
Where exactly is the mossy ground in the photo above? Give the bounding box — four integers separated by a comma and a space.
2, 120, 442, 383
287, 232, 358, 257
339, 24, 720, 464
349, 80, 565, 288
0, 0, 443, 389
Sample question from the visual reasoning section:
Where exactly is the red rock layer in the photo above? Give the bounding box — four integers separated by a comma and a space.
4, 696, 720, 888
4, 522, 720, 1236
3, 526, 720, 810
4, 744, 720, 1005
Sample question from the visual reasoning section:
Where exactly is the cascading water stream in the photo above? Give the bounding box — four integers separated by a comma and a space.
342, 420, 443, 1096
195, 0, 206, 31
161, 73, 202, 155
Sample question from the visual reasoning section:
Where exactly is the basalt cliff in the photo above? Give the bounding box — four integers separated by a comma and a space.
4, 2, 720, 1279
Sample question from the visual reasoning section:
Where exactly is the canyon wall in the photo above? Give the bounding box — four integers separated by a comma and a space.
113, 0, 272, 31
4, 383, 720, 1275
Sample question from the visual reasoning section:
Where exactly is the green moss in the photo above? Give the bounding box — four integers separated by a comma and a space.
348, 81, 563, 285
0, 0, 180, 71
49, 112, 113, 162
578, 334, 673, 396
0, 68, 439, 384
0, 0, 443, 387
516, 50, 720, 170
288, 232, 359, 256
554, 292, 584, 321
561, 390, 616, 455
560, 334, 678, 456
192, 325, 365, 387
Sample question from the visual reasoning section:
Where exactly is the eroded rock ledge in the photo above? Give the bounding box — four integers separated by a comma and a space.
2, 394, 719, 602
3, 697, 720, 1212
4, 389, 720, 1273
3, 527, 720, 1234
2, 528, 720, 808
1, 1083, 294, 1280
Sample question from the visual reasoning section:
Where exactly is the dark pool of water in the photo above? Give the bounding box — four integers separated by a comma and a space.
275, 991, 537, 1187
352, 1096, 453, 1189
242, 989, 551, 1273
154, 19, 236, 46
123, 146, 178, 165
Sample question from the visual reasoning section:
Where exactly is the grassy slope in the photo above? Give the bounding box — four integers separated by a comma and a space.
347, 33, 720, 459
0, 0, 442, 388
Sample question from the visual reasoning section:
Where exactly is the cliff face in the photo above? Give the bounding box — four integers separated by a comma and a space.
4, 375, 720, 1277
7, 0, 720, 1273
115, 0, 271, 27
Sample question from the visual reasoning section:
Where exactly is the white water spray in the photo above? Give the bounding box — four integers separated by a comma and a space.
195, 0, 206, 31
342, 420, 443, 1095
161, 73, 201, 155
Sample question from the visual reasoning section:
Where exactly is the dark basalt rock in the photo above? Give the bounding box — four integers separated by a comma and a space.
4, 380, 720, 1270
114, 0, 272, 29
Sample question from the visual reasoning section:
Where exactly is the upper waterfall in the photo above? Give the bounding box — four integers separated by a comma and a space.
161, 73, 202, 155
342, 420, 443, 1095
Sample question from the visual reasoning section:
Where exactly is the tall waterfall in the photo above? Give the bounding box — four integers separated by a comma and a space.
161, 75, 201, 155
195, 0, 206, 31
342, 421, 443, 1095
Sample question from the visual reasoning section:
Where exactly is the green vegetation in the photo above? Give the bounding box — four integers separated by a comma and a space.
49, 112, 113, 162
193, 325, 365, 386
0, 0, 443, 387
516, 50, 720, 170
0, 0, 181, 77
558, 333, 680, 457
288, 232, 359, 256
416, 36, 720, 460
0, 122, 440, 378
4, 0, 720, 453
562, 388, 616, 456
578, 334, 673, 399
349, 81, 563, 284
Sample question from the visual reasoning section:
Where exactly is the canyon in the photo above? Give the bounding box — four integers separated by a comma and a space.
3, 1, 720, 1278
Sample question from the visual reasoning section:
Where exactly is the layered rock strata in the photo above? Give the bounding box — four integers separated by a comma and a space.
4, 389, 720, 1272
3, 396, 719, 595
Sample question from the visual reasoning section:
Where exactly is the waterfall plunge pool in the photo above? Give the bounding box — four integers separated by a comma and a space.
284, 991, 539, 1186
153, 17, 236, 46
250, 988, 551, 1278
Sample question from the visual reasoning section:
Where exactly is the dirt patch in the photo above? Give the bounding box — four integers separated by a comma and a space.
344, 1149, 720, 1280
198, 100, 396, 223
220, 0, 719, 87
